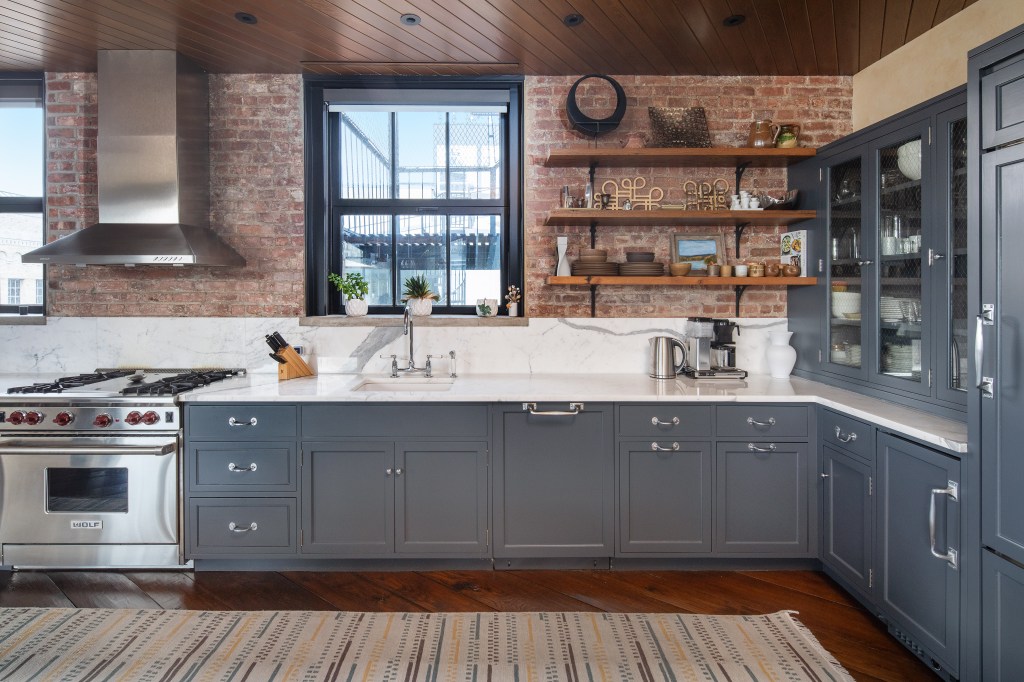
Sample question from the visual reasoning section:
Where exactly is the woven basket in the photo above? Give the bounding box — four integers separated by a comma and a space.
648, 106, 712, 148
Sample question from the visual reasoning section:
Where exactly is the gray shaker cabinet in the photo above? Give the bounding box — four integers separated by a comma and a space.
821, 445, 874, 598
714, 441, 809, 554
617, 440, 712, 554
876, 432, 961, 675
492, 403, 614, 559
301, 440, 488, 557
983, 550, 1024, 680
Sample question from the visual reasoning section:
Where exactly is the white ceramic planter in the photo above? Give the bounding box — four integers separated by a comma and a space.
345, 298, 368, 317
476, 298, 498, 317
406, 298, 434, 316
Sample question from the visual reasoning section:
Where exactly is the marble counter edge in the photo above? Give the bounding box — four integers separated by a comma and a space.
179, 373, 968, 453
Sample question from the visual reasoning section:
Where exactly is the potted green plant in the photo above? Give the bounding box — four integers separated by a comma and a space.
703, 254, 720, 277
328, 272, 369, 317
401, 274, 439, 316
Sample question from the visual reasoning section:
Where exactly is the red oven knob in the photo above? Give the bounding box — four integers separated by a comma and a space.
24, 411, 44, 425
6, 411, 25, 425
125, 411, 143, 425
141, 411, 160, 425
93, 413, 113, 428
53, 411, 75, 426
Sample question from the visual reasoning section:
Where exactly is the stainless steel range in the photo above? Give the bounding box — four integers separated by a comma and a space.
0, 369, 244, 569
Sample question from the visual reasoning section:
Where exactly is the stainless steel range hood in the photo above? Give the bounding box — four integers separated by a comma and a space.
23, 51, 245, 266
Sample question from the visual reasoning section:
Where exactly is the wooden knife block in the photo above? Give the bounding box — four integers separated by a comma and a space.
277, 345, 314, 381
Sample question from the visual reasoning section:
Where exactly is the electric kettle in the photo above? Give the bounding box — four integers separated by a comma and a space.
650, 336, 686, 379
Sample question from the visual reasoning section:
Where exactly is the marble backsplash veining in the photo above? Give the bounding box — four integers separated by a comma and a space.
0, 317, 788, 376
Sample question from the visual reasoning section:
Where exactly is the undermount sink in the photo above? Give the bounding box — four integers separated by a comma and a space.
353, 377, 455, 392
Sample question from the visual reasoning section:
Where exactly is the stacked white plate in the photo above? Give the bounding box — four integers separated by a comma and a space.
884, 344, 915, 373
880, 296, 904, 322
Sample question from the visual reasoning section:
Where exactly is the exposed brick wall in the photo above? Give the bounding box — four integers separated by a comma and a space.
41, 72, 850, 319
524, 75, 852, 318
43, 73, 304, 317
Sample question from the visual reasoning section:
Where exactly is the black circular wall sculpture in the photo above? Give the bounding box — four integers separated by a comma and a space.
565, 75, 627, 136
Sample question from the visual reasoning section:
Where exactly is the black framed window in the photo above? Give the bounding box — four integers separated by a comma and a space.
305, 77, 523, 316
0, 74, 45, 316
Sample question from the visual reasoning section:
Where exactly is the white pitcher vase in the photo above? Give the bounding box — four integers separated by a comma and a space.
766, 331, 797, 378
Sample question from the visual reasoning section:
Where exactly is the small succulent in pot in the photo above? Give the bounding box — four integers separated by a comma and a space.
328, 272, 369, 316
402, 274, 439, 316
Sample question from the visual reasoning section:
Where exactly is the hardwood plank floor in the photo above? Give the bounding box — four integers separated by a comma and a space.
0, 568, 936, 680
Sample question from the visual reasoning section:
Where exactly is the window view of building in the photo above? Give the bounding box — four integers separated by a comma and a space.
305, 80, 523, 316
0, 74, 45, 315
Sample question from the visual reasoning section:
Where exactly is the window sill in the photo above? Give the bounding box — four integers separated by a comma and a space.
299, 315, 530, 328
0, 315, 46, 326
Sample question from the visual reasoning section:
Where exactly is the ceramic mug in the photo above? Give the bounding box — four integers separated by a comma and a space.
720, 264, 733, 277
734, 264, 748, 277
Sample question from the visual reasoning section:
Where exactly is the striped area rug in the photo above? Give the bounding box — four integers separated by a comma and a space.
0, 608, 853, 681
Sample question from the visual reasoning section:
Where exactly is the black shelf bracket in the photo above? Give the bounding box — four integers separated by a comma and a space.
734, 161, 751, 194
734, 285, 748, 317
734, 222, 750, 260
590, 221, 597, 248
588, 162, 597, 186
590, 284, 597, 317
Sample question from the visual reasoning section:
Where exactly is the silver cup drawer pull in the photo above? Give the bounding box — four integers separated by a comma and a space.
747, 443, 777, 452
746, 416, 776, 428
523, 402, 584, 416
834, 426, 857, 443
651, 416, 681, 426
228, 417, 258, 427
228, 462, 258, 473
228, 521, 258, 533
651, 442, 680, 452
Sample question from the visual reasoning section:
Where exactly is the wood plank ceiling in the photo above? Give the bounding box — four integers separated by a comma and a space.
0, 0, 979, 76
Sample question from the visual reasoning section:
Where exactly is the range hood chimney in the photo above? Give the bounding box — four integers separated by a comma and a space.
23, 50, 245, 266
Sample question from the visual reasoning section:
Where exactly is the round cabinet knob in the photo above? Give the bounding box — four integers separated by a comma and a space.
6, 411, 26, 425
53, 411, 75, 426
24, 411, 44, 425
93, 413, 113, 428
124, 411, 143, 425
141, 411, 160, 425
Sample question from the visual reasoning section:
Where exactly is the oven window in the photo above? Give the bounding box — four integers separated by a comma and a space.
46, 468, 128, 513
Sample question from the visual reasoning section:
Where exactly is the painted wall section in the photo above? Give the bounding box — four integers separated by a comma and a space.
853, 0, 1024, 129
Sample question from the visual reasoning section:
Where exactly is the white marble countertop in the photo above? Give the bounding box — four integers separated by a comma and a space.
179, 372, 968, 453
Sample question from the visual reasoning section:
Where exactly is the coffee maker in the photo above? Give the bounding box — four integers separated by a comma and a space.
710, 319, 743, 374
681, 318, 746, 379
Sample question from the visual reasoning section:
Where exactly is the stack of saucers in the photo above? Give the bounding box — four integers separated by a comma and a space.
880, 296, 903, 322
619, 262, 665, 276
572, 248, 618, 276
883, 344, 915, 373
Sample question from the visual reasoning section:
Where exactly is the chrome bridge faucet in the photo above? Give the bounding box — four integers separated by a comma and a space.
378, 307, 456, 378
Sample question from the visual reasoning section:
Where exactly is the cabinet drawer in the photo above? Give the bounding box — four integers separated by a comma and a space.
191, 445, 295, 491
618, 405, 712, 438
716, 405, 808, 438
187, 405, 296, 441
820, 409, 875, 462
302, 404, 487, 438
190, 499, 296, 554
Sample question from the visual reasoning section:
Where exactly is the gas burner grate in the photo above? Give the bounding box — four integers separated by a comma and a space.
6, 370, 138, 394
119, 369, 243, 396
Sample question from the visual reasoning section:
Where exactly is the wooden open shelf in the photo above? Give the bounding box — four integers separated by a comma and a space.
544, 147, 816, 168
548, 276, 817, 286
545, 209, 815, 226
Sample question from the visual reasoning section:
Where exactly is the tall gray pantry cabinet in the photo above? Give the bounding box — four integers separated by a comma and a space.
970, 22, 1024, 681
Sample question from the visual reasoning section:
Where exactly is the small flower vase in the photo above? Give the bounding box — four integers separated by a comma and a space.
766, 330, 797, 378
507, 302, 518, 317
345, 298, 368, 317
407, 298, 433, 316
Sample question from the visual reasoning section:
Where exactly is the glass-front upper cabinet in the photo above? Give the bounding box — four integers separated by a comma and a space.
791, 88, 967, 415
876, 129, 927, 393
826, 155, 866, 377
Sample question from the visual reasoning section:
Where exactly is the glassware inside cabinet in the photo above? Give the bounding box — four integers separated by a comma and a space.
947, 116, 968, 391
878, 135, 924, 384
828, 157, 864, 369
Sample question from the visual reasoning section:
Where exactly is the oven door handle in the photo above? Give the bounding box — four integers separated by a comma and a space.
0, 443, 176, 456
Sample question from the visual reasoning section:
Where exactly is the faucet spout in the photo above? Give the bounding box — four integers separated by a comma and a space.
402, 305, 420, 372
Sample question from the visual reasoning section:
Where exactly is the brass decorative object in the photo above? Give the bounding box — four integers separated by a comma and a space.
680, 178, 730, 210
601, 176, 664, 210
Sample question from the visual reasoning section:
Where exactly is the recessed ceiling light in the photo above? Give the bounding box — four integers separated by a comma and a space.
563, 13, 585, 28
722, 14, 746, 27
234, 11, 258, 25
400, 13, 421, 26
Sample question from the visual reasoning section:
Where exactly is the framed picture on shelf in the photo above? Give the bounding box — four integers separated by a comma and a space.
672, 234, 725, 272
